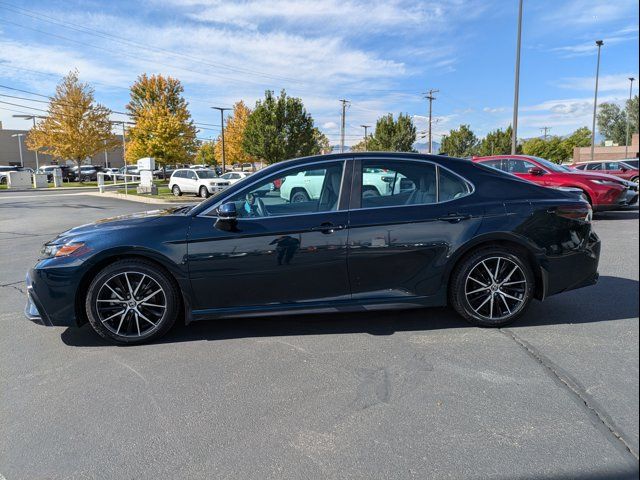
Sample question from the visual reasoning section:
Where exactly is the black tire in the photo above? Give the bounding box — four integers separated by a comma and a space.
85, 259, 180, 344
449, 247, 535, 327
199, 186, 210, 198
631, 176, 639, 184
0, 177, 6, 185
362, 186, 380, 198
172, 185, 182, 196
290, 189, 310, 203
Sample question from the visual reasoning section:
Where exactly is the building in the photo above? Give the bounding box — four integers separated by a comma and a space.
573, 133, 639, 162
0, 127, 126, 169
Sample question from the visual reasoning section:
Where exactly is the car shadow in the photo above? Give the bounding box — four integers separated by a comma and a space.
60, 275, 639, 347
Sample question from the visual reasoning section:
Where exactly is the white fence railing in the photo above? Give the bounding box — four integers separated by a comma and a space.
97, 172, 141, 194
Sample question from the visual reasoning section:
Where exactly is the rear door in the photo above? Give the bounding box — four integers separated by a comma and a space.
347, 158, 482, 301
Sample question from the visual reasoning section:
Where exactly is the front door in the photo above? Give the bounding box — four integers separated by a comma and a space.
187, 160, 352, 315
347, 158, 482, 301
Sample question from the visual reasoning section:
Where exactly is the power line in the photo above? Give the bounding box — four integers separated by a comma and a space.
0, 0, 307, 86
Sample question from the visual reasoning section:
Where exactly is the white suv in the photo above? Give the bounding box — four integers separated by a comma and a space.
169, 168, 230, 198
280, 168, 401, 203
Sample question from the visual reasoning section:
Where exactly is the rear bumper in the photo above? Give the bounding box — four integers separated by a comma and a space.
543, 231, 601, 298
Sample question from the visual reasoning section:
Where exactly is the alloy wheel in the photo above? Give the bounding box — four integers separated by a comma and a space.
464, 256, 528, 322
95, 271, 167, 338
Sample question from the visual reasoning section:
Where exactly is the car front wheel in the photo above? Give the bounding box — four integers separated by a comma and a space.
172, 185, 182, 196
199, 186, 210, 198
85, 259, 180, 344
449, 247, 534, 327
290, 189, 310, 203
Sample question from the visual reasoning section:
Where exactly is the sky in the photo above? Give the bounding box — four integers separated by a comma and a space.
0, 0, 638, 147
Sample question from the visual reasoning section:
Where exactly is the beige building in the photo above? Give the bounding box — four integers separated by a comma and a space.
573, 133, 639, 162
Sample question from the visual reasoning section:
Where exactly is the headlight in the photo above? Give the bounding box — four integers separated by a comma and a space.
590, 179, 622, 187
41, 242, 87, 258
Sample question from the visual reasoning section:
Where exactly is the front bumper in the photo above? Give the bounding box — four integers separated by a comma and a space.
207, 183, 230, 193
24, 271, 53, 326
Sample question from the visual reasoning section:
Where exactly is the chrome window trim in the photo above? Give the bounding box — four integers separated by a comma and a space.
197, 158, 348, 218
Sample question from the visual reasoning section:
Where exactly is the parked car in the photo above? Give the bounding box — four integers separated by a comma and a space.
25, 152, 600, 345
0, 165, 30, 184
117, 165, 140, 179
169, 168, 230, 198
36, 165, 61, 182
70, 165, 106, 182
220, 171, 251, 185
473, 155, 638, 211
279, 166, 409, 203
100, 168, 120, 180
621, 159, 639, 169
570, 160, 639, 183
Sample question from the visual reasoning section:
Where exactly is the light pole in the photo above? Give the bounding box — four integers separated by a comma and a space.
511, 0, 524, 154
13, 114, 43, 169
590, 40, 604, 161
360, 125, 371, 150
11, 133, 25, 167
212, 107, 231, 172
625, 77, 635, 159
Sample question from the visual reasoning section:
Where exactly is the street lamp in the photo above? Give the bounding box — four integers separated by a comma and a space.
212, 107, 231, 172
625, 77, 635, 159
511, 0, 524, 155
590, 40, 604, 161
13, 114, 44, 169
360, 125, 371, 151
11, 133, 25, 167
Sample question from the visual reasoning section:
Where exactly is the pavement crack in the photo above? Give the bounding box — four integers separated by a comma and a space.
0, 281, 25, 294
501, 328, 639, 462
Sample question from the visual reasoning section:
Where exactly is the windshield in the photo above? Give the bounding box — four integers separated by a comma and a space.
196, 170, 218, 179
529, 156, 572, 172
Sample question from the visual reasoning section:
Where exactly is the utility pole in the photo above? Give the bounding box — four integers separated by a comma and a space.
339, 99, 350, 153
540, 126, 551, 140
360, 124, 371, 150
590, 40, 604, 161
511, 0, 524, 154
212, 107, 231, 172
625, 77, 635, 159
424, 89, 439, 153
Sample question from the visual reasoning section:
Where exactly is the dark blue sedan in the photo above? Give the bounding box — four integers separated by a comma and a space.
25, 153, 600, 344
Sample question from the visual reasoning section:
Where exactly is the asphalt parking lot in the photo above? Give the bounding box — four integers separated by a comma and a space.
0, 191, 638, 480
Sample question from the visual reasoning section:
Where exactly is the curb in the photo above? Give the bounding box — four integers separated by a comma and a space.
84, 191, 202, 205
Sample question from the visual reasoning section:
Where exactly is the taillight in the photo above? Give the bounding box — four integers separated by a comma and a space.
553, 203, 592, 222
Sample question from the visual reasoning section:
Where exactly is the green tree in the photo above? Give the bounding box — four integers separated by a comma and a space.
242, 90, 319, 164
125, 74, 198, 168
194, 141, 217, 166
521, 127, 593, 164
597, 96, 639, 146
26, 71, 116, 181
369, 113, 416, 152
440, 124, 479, 157
477, 126, 516, 156
313, 128, 332, 154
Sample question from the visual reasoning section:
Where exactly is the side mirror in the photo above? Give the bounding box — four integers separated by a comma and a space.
528, 167, 545, 176
215, 202, 238, 231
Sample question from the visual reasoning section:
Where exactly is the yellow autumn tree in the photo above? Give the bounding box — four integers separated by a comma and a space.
214, 101, 256, 168
26, 71, 117, 177
125, 74, 198, 167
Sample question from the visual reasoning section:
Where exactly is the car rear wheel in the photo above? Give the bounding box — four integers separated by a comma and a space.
85, 259, 179, 344
449, 247, 534, 327
199, 186, 210, 198
172, 185, 182, 196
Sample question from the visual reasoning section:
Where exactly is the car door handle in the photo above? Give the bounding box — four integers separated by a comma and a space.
438, 213, 472, 223
310, 222, 345, 234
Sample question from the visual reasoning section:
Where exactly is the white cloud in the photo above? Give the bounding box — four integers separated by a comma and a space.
555, 73, 639, 93
322, 121, 338, 129
483, 107, 506, 113
542, 0, 638, 27
551, 25, 639, 58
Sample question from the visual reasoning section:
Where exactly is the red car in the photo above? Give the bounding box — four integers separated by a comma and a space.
569, 160, 639, 183
472, 155, 638, 211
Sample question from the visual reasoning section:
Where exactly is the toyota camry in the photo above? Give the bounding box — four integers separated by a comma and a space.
25, 153, 601, 344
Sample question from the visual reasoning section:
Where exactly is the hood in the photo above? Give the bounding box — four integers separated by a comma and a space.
563, 170, 628, 184
51, 206, 191, 243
